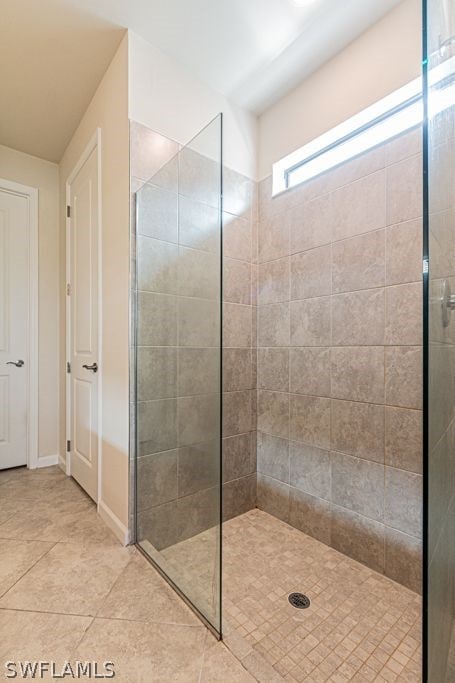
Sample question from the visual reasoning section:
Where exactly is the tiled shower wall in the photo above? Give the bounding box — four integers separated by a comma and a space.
222, 170, 257, 519
256, 128, 423, 592
131, 121, 257, 549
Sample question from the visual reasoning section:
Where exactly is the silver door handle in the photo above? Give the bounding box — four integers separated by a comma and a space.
82, 362, 98, 373
6, 360, 24, 367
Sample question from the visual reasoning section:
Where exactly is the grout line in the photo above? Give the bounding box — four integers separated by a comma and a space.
0, 541, 59, 601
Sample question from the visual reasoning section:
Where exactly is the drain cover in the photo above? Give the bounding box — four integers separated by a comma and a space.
288, 593, 311, 609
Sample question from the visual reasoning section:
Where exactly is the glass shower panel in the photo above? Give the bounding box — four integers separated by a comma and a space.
425, 0, 455, 679
135, 115, 222, 635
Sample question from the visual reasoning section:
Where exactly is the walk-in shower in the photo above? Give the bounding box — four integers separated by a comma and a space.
129, 1, 455, 679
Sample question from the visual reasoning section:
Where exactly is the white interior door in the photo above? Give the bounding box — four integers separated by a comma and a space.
69, 146, 99, 501
0, 188, 29, 470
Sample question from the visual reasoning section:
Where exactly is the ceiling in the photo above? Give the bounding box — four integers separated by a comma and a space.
0, 0, 404, 163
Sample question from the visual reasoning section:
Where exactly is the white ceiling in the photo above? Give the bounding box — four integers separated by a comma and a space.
0, 0, 404, 162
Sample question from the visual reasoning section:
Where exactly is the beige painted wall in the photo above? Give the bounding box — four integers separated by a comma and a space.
0, 144, 60, 463
59, 32, 130, 537
258, 0, 421, 179
128, 31, 258, 179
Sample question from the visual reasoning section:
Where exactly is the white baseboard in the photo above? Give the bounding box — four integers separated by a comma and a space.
98, 499, 130, 546
36, 454, 59, 468
58, 454, 66, 472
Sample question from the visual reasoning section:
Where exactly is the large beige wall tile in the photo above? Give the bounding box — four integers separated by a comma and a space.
137, 183, 178, 242
178, 246, 219, 299
332, 170, 386, 242
223, 349, 253, 392
137, 236, 179, 294
290, 297, 331, 346
258, 303, 290, 347
138, 399, 178, 455
179, 348, 219, 396
223, 214, 252, 262
257, 348, 289, 392
179, 297, 219, 347
386, 154, 423, 225
257, 474, 290, 523
223, 391, 254, 437
332, 229, 385, 294
289, 442, 331, 500
331, 505, 385, 573
331, 452, 384, 522
223, 432, 256, 483
290, 395, 331, 448
385, 467, 422, 538
385, 406, 422, 474
224, 258, 251, 305
137, 452, 178, 510
331, 399, 385, 463
137, 347, 177, 400
290, 347, 330, 397
332, 289, 385, 346
385, 128, 422, 166
290, 193, 333, 253
178, 395, 219, 446
385, 283, 422, 345
258, 432, 290, 483
385, 346, 422, 409
257, 391, 290, 439
385, 527, 422, 594
258, 211, 290, 262
138, 292, 177, 346
178, 441, 219, 497
289, 488, 331, 545
291, 245, 331, 300
331, 347, 384, 404
179, 196, 220, 253
258, 257, 290, 304
386, 218, 423, 285
223, 303, 252, 347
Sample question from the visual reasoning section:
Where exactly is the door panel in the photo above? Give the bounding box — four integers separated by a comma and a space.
69, 146, 99, 501
0, 189, 28, 470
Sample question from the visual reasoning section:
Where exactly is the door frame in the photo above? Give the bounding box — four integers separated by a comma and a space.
65, 128, 103, 503
0, 177, 38, 470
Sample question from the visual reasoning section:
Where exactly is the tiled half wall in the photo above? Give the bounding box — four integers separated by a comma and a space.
256, 128, 423, 592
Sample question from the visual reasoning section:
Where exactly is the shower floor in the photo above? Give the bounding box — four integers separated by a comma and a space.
223, 509, 421, 682
163, 508, 422, 681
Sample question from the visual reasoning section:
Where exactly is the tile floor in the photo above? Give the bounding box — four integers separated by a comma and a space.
0, 466, 253, 682
222, 510, 422, 683
0, 466, 422, 682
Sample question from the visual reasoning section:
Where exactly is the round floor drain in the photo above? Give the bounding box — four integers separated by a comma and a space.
288, 593, 311, 609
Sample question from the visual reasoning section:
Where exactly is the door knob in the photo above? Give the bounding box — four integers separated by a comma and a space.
6, 360, 24, 367
82, 362, 98, 373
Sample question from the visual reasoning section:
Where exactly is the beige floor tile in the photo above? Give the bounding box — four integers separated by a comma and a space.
0, 542, 132, 616
0, 609, 92, 676
201, 641, 256, 682
73, 617, 207, 682
0, 539, 54, 597
97, 551, 200, 625
0, 500, 92, 543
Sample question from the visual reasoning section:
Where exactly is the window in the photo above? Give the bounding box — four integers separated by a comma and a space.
272, 56, 455, 196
